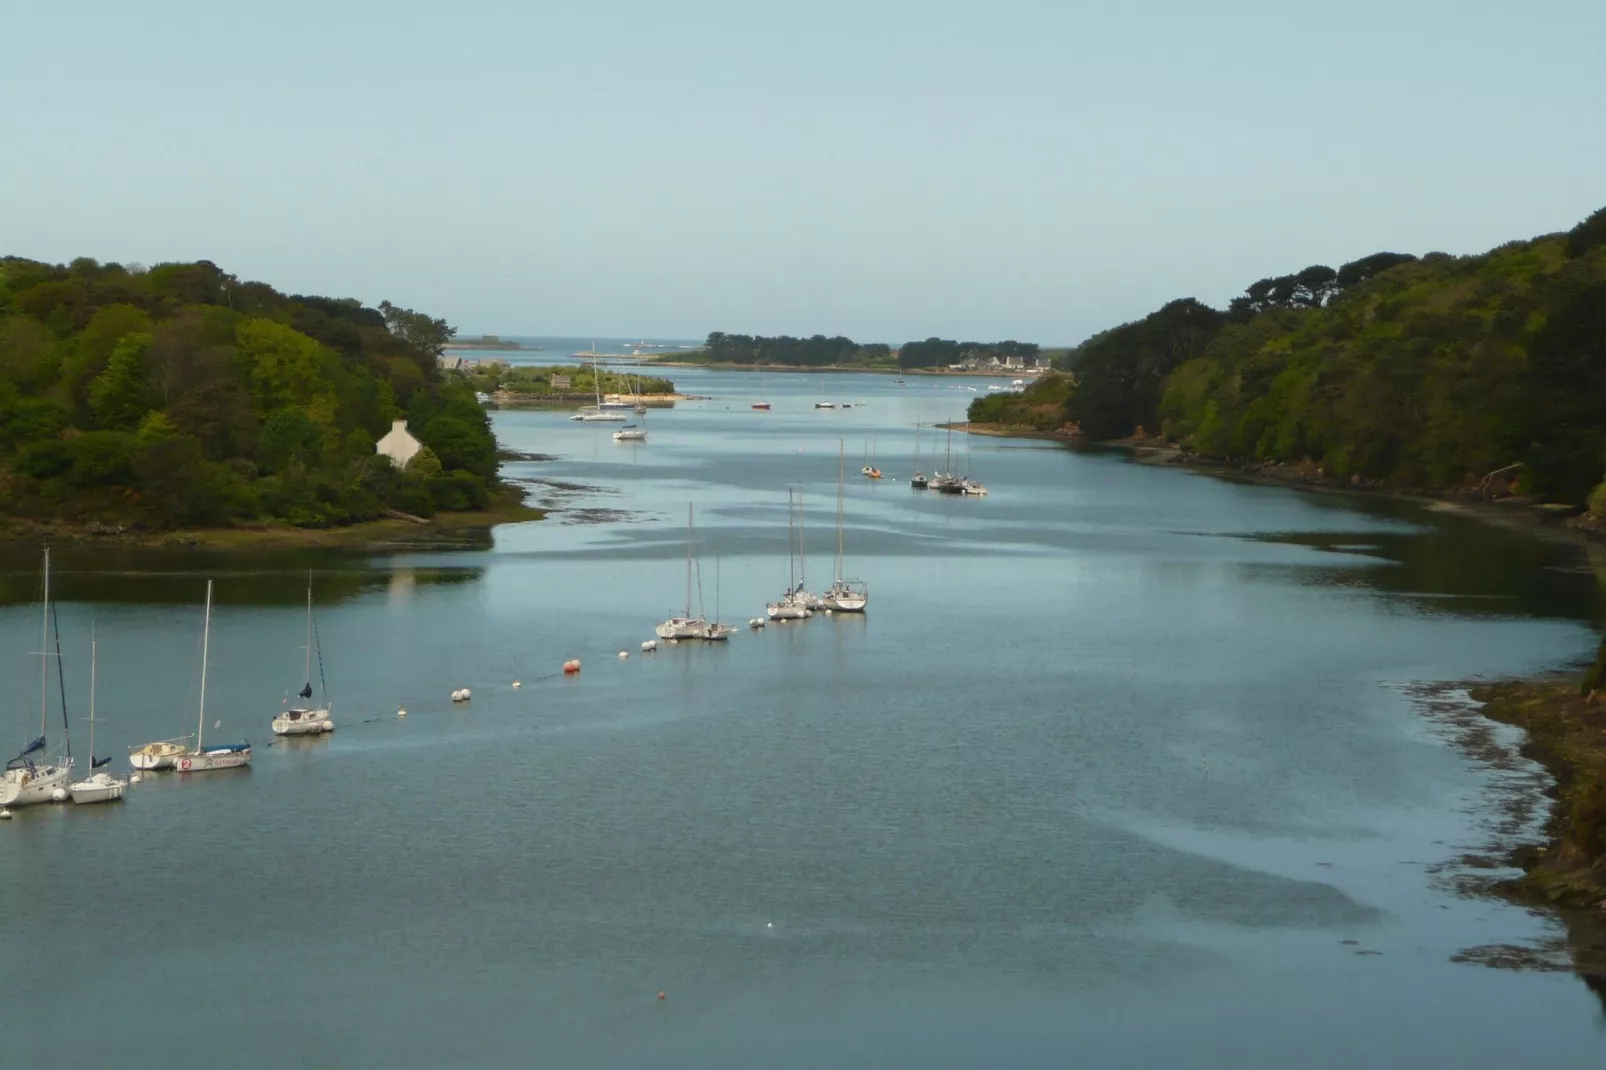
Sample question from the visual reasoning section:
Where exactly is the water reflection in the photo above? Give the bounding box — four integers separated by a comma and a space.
0, 545, 481, 607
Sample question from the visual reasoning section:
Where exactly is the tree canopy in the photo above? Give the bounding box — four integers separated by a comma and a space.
0, 255, 500, 529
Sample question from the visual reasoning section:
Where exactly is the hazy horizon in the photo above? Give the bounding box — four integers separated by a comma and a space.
5, 1, 1603, 346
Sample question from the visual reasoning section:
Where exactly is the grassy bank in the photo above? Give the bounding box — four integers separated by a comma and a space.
0, 488, 544, 552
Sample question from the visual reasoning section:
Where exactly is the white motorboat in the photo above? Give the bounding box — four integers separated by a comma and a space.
129, 738, 190, 771
821, 440, 870, 613
1, 547, 74, 809
172, 581, 252, 773
962, 479, 989, 497
814, 401, 836, 409
272, 578, 333, 737
570, 409, 629, 422
70, 630, 129, 804
612, 423, 647, 442
656, 504, 709, 639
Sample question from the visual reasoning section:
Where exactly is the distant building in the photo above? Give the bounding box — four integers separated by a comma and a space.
376, 419, 423, 469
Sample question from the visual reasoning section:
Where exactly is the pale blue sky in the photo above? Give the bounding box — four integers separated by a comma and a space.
3, 1, 1602, 344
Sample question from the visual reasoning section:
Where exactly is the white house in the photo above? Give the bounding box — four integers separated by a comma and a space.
376, 419, 423, 469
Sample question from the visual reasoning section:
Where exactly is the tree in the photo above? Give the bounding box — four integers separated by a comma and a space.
237, 318, 336, 419
1566, 205, 1606, 258
88, 332, 152, 430
420, 415, 494, 478
258, 407, 326, 473
379, 300, 455, 361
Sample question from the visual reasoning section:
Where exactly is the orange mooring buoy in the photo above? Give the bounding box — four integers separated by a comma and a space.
657, 990, 666, 1001
563, 659, 581, 675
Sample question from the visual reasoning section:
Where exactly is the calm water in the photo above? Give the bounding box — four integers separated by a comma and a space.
3, 364, 1605, 1068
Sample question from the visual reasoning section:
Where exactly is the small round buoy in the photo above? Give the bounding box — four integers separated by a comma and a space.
51, 787, 68, 802
766, 921, 773, 929
0, 808, 11, 820
641, 640, 657, 652
657, 990, 666, 1001
321, 720, 334, 732
129, 774, 142, 784
461, 687, 471, 700
563, 658, 582, 675
512, 680, 522, 688
667, 637, 679, 645
618, 650, 628, 659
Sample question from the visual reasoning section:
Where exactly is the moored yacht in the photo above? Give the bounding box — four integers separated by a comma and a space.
1, 548, 74, 809
272, 579, 333, 737
171, 581, 252, 773
656, 505, 710, 639
70, 630, 128, 804
822, 441, 869, 613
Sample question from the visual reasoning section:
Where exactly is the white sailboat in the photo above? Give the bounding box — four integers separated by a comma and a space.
1, 547, 75, 808
571, 359, 629, 421
656, 505, 710, 639
272, 578, 333, 736
696, 556, 735, 641
173, 581, 251, 772
766, 489, 815, 620
70, 629, 127, 804
823, 440, 869, 613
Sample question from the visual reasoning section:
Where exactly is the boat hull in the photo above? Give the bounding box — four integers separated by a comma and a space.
130, 741, 189, 770
0, 761, 73, 807
766, 603, 810, 621
655, 618, 707, 640
272, 708, 333, 736
69, 773, 127, 804
175, 749, 252, 772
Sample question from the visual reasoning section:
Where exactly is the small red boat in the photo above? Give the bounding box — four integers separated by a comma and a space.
752, 401, 771, 410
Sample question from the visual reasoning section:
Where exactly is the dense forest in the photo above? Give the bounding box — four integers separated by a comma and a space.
695, 333, 894, 367
1042, 206, 1606, 507
0, 256, 503, 529
965, 373, 1074, 431
688, 333, 1040, 369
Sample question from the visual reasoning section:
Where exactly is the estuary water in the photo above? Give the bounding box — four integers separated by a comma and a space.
2, 364, 1605, 1068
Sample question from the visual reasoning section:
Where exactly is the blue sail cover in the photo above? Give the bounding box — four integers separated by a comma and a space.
205, 742, 251, 754
5, 735, 47, 769
92, 755, 113, 769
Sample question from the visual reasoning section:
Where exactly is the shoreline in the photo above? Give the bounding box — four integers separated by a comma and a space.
646, 360, 1040, 379
489, 390, 706, 406
955, 422, 1606, 544
0, 499, 546, 553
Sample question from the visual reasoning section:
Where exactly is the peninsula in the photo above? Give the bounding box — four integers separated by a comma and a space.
0, 256, 538, 543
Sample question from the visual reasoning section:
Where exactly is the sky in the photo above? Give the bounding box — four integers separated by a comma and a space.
3, 0, 1603, 345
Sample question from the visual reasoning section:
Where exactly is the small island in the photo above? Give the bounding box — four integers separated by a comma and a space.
655, 332, 1055, 376
459, 364, 703, 405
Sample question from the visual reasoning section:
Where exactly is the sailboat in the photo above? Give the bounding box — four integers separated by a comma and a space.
1, 547, 75, 808
961, 421, 988, 496
656, 505, 710, 639
822, 441, 869, 613
910, 421, 929, 488
767, 488, 815, 620
932, 420, 965, 494
70, 629, 127, 804
613, 375, 648, 441
859, 438, 882, 479
172, 581, 251, 772
272, 578, 333, 736
571, 359, 629, 421
696, 555, 735, 641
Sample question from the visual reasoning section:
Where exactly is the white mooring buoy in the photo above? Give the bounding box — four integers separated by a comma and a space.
641, 640, 657, 652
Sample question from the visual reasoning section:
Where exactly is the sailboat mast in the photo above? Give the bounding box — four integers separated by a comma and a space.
198, 580, 212, 751
89, 627, 97, 762
787, 489, 796, 591
798, 490, 807, 590
684, 504, 693, 617
304, 575, 313, 688
40, 546, 50, 737
836, 439, 845, 582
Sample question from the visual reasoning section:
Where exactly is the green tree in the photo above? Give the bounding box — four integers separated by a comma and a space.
379, 300, 455, 361
420, 415, 494, 478
258, 407, 326, 473
88, 332, 152, 430
237, 318, 336, 420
